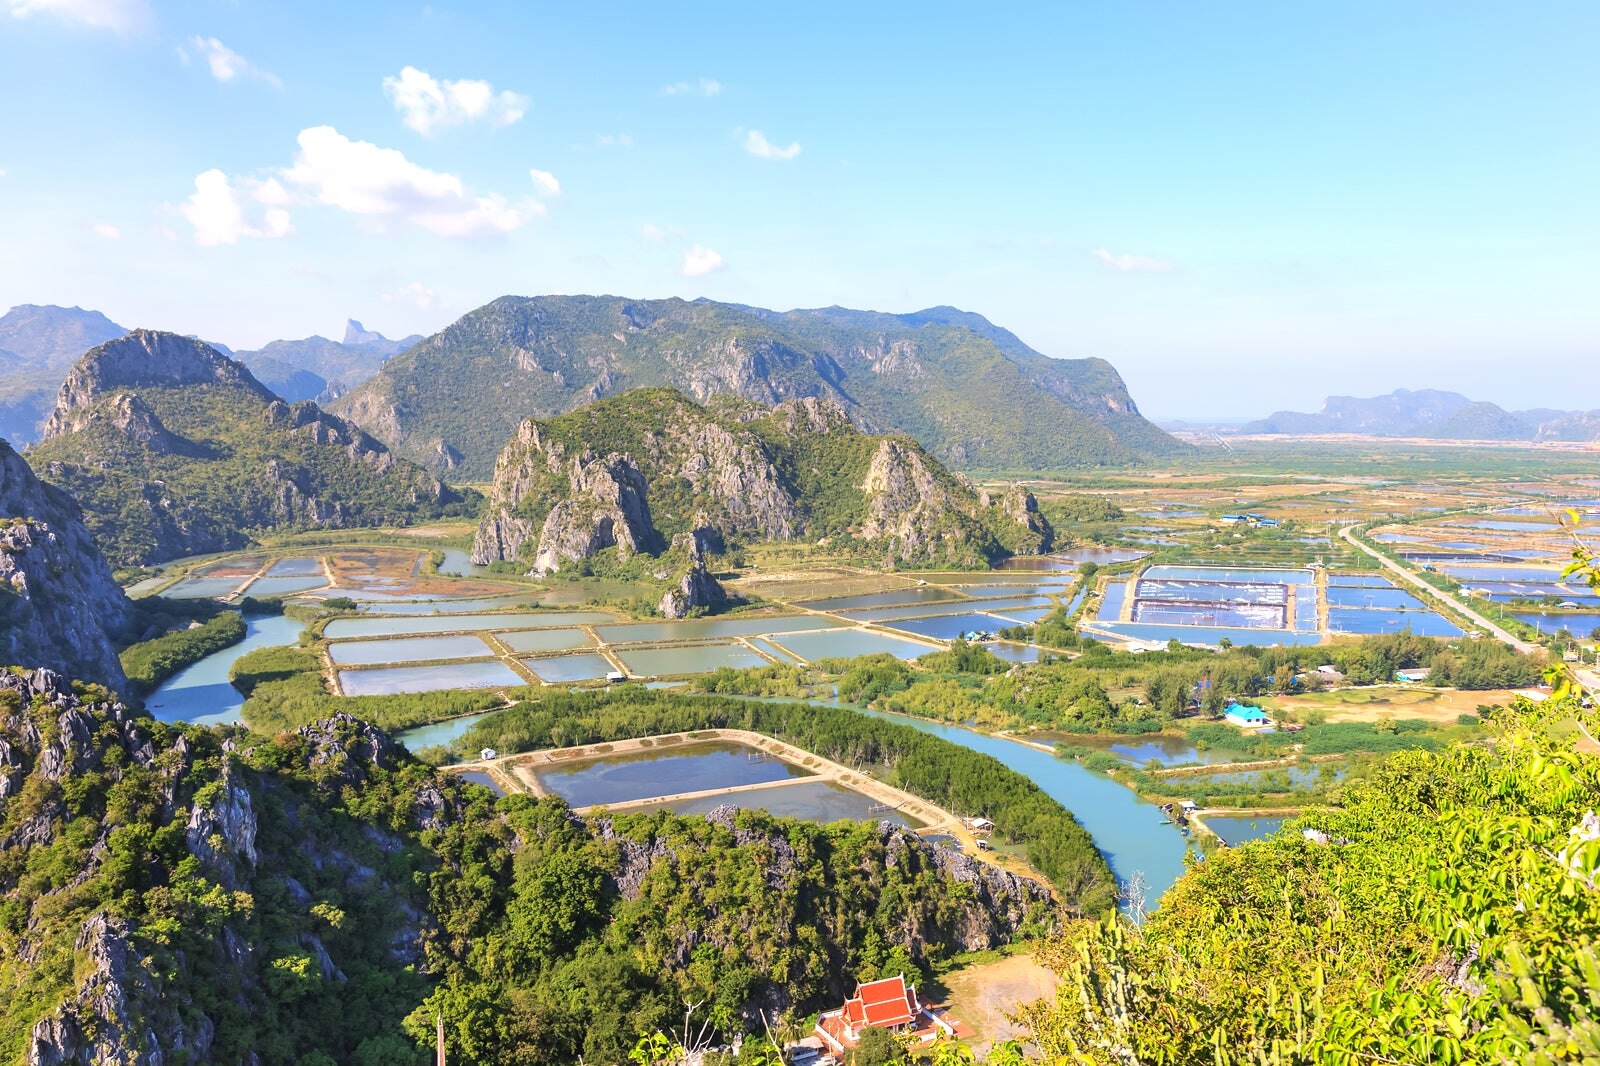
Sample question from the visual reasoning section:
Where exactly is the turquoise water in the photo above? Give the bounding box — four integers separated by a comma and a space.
1205, 815, 1288, 846
1325, 586, 1427, 610
145, 613, 307, 727
324, 611, 616, 638
522, 653, 615, 682
768, 629, 935, 662
855, 708, 1191, 901
636, 778, 918, 827
326, 634, 495, 666
534, 741, 808, 807
1327, 609, 1463, 637
438, 549, 487, 576
339, 660, 526, 695
1089, 621, 1325, 647
395, 711, 504, 750
614, 643, 770, 676
1097, 580, 1129, 620
748, 637, 802, 662
1514, 611, 1600, 634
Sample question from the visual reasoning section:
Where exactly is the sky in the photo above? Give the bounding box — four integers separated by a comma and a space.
0, 1, 1595, 420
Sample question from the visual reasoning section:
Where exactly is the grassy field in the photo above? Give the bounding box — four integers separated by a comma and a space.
1258, 685, 1528, 724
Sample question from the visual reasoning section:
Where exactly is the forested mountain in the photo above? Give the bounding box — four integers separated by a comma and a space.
1241, 387, 1600, 441
333, 295, 1180, 479
26, 330, 473, 565
0, 304, 129, 445
0, 440, 131, 688
472, 387, 1054, 581
1, 680, 1051, 1065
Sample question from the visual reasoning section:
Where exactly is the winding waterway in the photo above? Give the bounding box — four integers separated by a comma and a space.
145, 613, 307, 728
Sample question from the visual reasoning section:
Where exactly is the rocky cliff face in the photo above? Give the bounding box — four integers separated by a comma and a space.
42, 330, 273, 441
25, 331, 467, 565
0, 442, 131, 689
657, 529, 728, 619
472, 387, 1050, 581
5, 687, 446, 1066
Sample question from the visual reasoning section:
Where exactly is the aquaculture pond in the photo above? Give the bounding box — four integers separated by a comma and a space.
160, 576, 248, 599
593, 615, 841, 644
633, 778, 919, 828
244, 575, 329, 598
796, 587, 965, 611
884, 613, 1021, 641
1324, 586, 1428, 610
145, 613, 307, 728
769, 629, 935, 662
495, 628, 596, 654
338, 660, 527, 696
521, 653, 615, 683
1088, 621, 1326, 648
853, 708, 1190, 902
453, 770, 505, 796
1204, 815, 1289, 846
323, 611, 618, 639
326, 634, 495, 666
1513, 612, 1600, 634
353, 593, 544, 615
1326, 609, 1463, 637
532, 741, 809, 807
614, 643, 770, 677
1104, 737, 1257, 767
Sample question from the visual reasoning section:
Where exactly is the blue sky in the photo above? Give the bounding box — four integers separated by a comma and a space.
0, 1, 1595, 419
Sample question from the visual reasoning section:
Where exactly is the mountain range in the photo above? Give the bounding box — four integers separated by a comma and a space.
26, 330, 472, 565
0, 305, 416, 445
332, 295, 1181, 479
1237, 388, 1600, 441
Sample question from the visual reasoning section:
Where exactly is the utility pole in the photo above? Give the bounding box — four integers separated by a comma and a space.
436, 1014, 446, 1066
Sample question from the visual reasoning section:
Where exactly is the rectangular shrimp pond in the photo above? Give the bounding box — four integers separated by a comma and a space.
1085, 565, 1463, 648
524, 740, 920, 826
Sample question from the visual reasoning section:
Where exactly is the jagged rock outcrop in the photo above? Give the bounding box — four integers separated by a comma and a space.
658, 529, 728, 618
0, 441, 131, 689
997, 484, 1054, 554
6, 687, 447, 1065
473, 387, 1052, 582
43, 330, 273, 441
25, 330, 468, 565
857, 438, 999, 567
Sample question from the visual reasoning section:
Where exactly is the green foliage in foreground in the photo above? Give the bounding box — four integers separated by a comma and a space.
1018, 698, 1600, 1064
118, 605, 247, 695
453, 689, 1119, 914
231, 643, 521, 732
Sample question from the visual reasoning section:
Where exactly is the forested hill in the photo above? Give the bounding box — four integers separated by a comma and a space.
332, 294, 1182, 480
1, 676, 1052, 1065
26, 329, 475, 565
473, 387, 1054, 576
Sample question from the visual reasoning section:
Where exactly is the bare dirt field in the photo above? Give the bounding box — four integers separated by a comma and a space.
942, 953, 1058, 1053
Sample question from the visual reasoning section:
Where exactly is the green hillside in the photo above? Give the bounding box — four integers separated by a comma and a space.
334, 295, 1182, 480
27, 330, 475, 565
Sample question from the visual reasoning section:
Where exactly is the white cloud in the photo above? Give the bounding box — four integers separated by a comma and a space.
281, 125, 540, 237
1091, 247, 1174, 273
181, 169, 292, 246
681, 244, 726, 277
528, 168, 561, 197
382, 66, 527, 136
664, 77, 723, 97
381, 282, 440, 310
181, 36, 282, 88
638, 223, 668, 244
7, 0, 147, 33
596, 132, 634, 148
91, 222, 120, 240
743, 129, 801, 161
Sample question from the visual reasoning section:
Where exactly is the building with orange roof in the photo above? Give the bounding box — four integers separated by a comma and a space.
813, 974, 959, 1055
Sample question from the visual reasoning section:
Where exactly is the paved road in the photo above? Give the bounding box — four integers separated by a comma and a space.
1338, 525, 1540, 654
